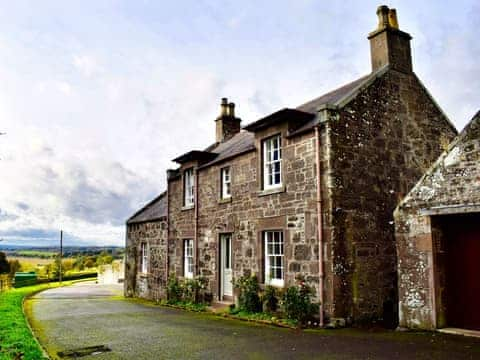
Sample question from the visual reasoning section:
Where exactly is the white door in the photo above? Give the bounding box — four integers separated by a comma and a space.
221, 234, 233, 297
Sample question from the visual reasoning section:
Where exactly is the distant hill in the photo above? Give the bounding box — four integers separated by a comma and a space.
0, 245, 124, 258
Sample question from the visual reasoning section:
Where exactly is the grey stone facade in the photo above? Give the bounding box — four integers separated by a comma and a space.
125, 6, 458, 326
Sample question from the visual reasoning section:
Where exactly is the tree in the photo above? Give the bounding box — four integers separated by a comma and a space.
74, 255, 85, 271
8, 259, 21, 277
96, 251, 114, 266
84, 257, 95, 269
52, 255, 65, 280
0, 252, 10, 274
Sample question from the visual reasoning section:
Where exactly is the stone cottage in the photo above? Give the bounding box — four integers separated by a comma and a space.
395, 111, 480, 331
125, 6, 457, 327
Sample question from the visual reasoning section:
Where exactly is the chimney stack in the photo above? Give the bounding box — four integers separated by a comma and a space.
368, 5, 412, 74
215, 98, 241, 143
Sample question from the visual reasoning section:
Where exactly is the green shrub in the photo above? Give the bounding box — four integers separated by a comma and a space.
282, 280, 316, 324
182, 277, 209, 304
262, 285, 279, 313
234, 275, 261, 313
166, 275, 182, 303
167, 276, 211, 305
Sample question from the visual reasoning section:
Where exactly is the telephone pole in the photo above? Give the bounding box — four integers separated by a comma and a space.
59, 230, 63, 284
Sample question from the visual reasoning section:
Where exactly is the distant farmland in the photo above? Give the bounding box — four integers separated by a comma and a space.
9, 256, 53, 267
13, 250, 56, 258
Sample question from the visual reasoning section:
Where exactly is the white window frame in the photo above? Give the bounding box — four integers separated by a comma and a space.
184, 168, 194, 207
184, 239, 194, 279
263, 135, 282, 190
140, 242, 148, 273
264, 231, 284, 287
221, 167, 231, 199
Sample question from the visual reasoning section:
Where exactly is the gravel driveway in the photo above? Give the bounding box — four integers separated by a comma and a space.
26, 282, 480, 359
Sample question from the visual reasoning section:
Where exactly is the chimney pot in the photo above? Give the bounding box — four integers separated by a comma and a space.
388, 9, 399, 29
376, 5, 390, 30
220, 98, 229, 116
228, 102, 235, 117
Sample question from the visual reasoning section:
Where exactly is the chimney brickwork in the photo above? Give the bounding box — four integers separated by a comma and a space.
215, 98, 241, 143
368, 5, 412, 74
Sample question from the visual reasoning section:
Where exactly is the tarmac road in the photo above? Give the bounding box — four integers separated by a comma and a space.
26, 282, 480, 359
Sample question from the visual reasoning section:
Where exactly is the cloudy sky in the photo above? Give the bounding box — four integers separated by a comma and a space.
0, 0, 478, 246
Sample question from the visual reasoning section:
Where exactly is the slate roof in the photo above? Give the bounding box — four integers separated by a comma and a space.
296, 74, 371, 113
199, 130, 256, 168
127, 192, 167, 224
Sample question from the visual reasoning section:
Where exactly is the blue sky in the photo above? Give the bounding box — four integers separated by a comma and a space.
0, 1, 478, 246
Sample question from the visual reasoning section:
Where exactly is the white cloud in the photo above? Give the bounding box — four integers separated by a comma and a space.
73, 54, 102, 77
0, 0, 478, 246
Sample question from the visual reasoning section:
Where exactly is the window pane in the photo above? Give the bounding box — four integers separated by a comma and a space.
274, 172, 281, 185
273, 149, 279, 161
276, 267, 282, 279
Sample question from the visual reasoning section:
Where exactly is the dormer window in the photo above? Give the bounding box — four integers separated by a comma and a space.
184, 168, 194, 207
263, 135, 282, 190
221, 167, 231, 199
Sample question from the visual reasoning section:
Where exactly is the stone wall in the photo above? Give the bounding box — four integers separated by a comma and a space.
125, 219, 168, 300
168, 123, 323, 302
327, 68, 456, 325
395, 112, 480, 329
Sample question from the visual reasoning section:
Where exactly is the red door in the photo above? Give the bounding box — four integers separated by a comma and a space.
445, 213, 480, 330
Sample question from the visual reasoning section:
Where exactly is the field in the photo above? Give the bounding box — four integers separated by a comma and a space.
9, 256, 53, 267
13, 250, 55, 258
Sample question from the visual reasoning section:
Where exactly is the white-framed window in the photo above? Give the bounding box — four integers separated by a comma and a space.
263, 135, 282, 190
140, 242, 148, 273
221, 167, 231, 199
264, 231, 284, 287
184, 239, 194, 279
184, 168, 194, 207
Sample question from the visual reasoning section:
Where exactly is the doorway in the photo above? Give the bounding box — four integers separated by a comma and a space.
220, 234, 233, 299
440, 213, 480, 330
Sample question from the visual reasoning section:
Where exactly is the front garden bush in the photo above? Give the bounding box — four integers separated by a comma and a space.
234, 275, 262, 313
282, 279, 317, 324
167, 275, 211, 306
262, 285, 279, 313
166, 275, 183, 303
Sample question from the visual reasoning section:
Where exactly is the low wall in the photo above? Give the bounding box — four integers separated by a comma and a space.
98, 260, 125, 285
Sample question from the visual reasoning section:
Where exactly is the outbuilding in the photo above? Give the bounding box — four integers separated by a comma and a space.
395, 111, 480, 331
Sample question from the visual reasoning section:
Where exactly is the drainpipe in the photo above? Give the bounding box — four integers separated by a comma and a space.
315, 125, 325, 327
165, 183, 170, 286
194, 168, 199, 276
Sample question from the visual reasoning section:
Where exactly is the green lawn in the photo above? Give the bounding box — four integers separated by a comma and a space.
0, 282, 72, 359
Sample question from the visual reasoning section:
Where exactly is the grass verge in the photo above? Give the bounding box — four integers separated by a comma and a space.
0, 281, 74, 360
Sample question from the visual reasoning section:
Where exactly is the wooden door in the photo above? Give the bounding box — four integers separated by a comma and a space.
445, 214, 480, 330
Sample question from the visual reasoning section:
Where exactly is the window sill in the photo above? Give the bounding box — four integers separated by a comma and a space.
181, 205, 195, 211
218, 197, 232, 204
264, 281, 284, 288
258, 185, 285, 197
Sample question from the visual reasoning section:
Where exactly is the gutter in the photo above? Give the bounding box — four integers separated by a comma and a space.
315, 125, 325, 327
